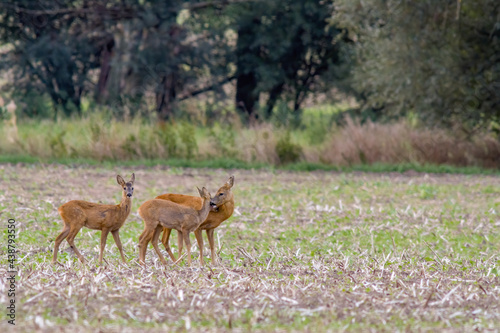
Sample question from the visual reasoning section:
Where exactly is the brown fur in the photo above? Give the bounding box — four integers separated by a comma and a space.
156, 176, 234, 265
138, 187, 212, 266
52, 174, 135, 264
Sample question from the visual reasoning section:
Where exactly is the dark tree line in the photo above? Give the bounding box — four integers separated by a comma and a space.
0, 0, 498, 130
0, 0, 347, 122
334, 0, 500, 132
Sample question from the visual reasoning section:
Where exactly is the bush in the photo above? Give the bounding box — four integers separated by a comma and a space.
275, 132, 302, 164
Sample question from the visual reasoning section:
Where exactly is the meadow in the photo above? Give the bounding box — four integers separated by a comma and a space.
0, 163, 499, 332
2, 104, 500, 169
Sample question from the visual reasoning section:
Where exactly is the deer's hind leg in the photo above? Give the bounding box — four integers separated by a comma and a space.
52, 223, 71, 263
161, 228, 177, 262
152, 225, 168, 265
177, 230, 184, 260
138, 225, 156, 266
66, 223, 85, 263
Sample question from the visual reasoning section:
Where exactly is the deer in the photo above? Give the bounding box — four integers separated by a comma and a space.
137, 186, 213, 266
156, 176, 234, 265
52, 173, 135, 264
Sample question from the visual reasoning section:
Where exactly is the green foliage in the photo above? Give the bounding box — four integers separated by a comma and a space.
155, 124, 179, 158
276, 132, 303, 164
334, 0, 500, 131
223, 0, 350, 118
208, 124, 238, 159
48, 130, 67, 158
177, 122, 198, 159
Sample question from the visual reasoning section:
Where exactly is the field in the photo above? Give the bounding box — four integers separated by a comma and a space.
0, 164, 499, 332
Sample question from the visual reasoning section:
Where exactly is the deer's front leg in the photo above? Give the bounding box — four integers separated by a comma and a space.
194, 228, 204, 266
207, 229, 217, 265
182, 230, 192, 266
111, 229, 126, 263
99, 228, 110, 264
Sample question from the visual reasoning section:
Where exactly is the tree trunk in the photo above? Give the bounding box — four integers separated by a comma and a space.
95, 36, 115, 103
265, 83, 284, 119
235, 23, 259, 120
156, 72, 176, 122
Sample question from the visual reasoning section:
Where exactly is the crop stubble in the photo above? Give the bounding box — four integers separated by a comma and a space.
0, 164, 499, 332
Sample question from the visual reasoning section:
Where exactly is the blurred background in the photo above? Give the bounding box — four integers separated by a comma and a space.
0, 0, 499, 169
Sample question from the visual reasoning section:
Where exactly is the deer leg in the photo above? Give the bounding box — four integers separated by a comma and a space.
111, 229, 126, 263
66, 225, 85, 263
207, 229, 217, 265
138, 226, 156, 266
152, 225, 168, 265
52, 223, 70, 263
99, 228, 110, 264
177, 230, 183, 259
182, 230, 192, 266
194, 229, 204, 266
161, 228, 176, 262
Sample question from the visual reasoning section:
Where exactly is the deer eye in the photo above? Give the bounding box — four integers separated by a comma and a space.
219, 193, 224, 196
123, 187, 126, 190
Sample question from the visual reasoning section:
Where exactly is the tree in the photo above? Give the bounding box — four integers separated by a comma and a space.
0, 0, 137, 116
220, 0, 349, 121
333, 0, 500, 132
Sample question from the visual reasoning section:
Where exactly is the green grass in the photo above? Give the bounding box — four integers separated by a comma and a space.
1, 164, 499, 332
3, 107, 500, 172
1, 154, 500, 175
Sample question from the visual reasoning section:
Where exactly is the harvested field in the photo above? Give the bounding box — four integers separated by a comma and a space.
0, 164, 499, 332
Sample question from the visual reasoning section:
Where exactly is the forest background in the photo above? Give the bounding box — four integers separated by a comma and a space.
0, 0, 499, 171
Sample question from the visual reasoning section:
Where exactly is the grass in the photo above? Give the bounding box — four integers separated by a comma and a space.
1, 154, 499, 176
2, 108, 500, 170
0, 164, 499, 332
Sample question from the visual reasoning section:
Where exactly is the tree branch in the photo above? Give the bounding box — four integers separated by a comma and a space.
178, 75, 236, 101
186, 0, 262, 11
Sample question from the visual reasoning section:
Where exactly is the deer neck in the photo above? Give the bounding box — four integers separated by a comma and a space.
198, 197, 211, 222
119, 193, 132, 217
219, 194, 234, 218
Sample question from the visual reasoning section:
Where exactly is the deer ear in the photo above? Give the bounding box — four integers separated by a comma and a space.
117, 175, 126, 186
226, 175, 234, 188
130, 173, 135, 184
202, 187, 209, 196
197, 186, 202, 197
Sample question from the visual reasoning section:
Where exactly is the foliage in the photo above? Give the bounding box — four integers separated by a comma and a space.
0, 0, 350, 123
333, 0, 500, 131
275, 131, 303, 164
2, 113, 500, 168
220, 0, 350, 119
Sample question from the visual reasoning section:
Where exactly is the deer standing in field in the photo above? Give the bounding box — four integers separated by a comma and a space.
156, 176, 234, 265
52, 174, 135, 264
138, 187, 213, 266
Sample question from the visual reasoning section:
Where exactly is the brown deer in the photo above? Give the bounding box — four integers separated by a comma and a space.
52, 173, 135, 264
157, 176, 234, 265
138, 187, 213, 266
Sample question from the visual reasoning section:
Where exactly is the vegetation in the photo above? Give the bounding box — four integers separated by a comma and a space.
2, 109, 500, 169
0, 0, 350, 122
0, 0, 497, 129
1, 165, 499, 331
333, 0, 500, 131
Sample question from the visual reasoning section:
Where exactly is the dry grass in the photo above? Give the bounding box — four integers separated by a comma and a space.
2, 116, 500, 168
322, 118, 500, 168
0, 165, 499, 332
